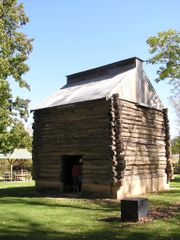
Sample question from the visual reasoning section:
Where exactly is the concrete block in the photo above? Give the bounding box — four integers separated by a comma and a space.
121, 198, 148, 221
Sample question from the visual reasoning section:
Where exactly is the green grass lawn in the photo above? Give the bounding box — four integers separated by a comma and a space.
0, 176, 179, 240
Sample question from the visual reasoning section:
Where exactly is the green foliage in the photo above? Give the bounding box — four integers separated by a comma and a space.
0, 159, 9, 176
147, 29, 180, 93
0, 0, 33, 153
171, 136, 180, 155
10, 122, 32, 152
170, 96, 180, 131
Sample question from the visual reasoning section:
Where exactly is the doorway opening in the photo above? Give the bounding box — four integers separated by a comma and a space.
62, 155, 82, 192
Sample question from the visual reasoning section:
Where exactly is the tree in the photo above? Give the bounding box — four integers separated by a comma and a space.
171, 136, 180, 167
146, 29, 180, 94
0, 0, 33, 153
170, 95, 180, 131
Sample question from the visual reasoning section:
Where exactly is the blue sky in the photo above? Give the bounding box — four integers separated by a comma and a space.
19, 0, 179, 137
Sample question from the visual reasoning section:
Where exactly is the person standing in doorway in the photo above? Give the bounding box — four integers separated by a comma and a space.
72, 161, 81, 193
78, 159, 83, 192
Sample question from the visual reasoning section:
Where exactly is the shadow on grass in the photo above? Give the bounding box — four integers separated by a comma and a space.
147, 189, 180, 209
0, 186, 120, 212
171, 175, 180, 183
0, 219, 180, 240
0, 197, 120, 212
0, 186, 36, 198
0, 183, 179, 213
0, 178, 180, 240
151, 189, 180, 198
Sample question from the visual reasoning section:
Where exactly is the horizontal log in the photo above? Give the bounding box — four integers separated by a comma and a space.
39, 131, 110, 138
36, 162, 61, 167
34, 142, 110, 149
122, 146, 166, 152
34, 119, 109, 129
120, 132, 165, 141
122, 137, 166, 146
39, 172, 60, 178
117, 100, 163, 114
35, 160, 61, 165
37, 122, 110, 130
36, 155, 108, 162
83, 156, 110, 160
35, 152, 109, 159
83, 173, 111, 179
122, 141, 166, 149
40, 139, 109, 147
121, 123, 165, 132
35, 176, 61, 181
125, 167, 166, 173
124, 169, 165, 176
35, 108, 109, 120
35, 151, 61, 156
125, 160, 167, 165
122, 151, 166, 158
83, 179, 111, 185
83, 162, 111, 168
35, 126, 110, 135
120, 107, 164, 118
120, 118, 164, 128
122, 127, 165, 137
34, 157, 108, 165
120, 111, 164, 123
125, 162, 167, 167
37, 139, 109, 146
84, 170, 111, 175
124, 156, 167, 161
124, 173, 165, 181
121, 117, 165, 128
35, 101, 109, 114
34, 149, 167, 161
34, 122, 109, 132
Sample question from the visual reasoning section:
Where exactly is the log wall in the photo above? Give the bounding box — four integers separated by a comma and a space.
32, 96, 170, 198
115, 98, 168, 182
109, 94, 125, 188
32, 99, 112, 194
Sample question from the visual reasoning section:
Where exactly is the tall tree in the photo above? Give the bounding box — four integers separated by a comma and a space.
171, 136, 180, 164
147, 29, 180, 137
0, 0, 33, 153
170, 96, 180, 130
146, 29, 180, 94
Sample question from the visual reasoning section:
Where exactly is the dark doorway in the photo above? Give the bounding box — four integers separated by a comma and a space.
62, 155, 82, 192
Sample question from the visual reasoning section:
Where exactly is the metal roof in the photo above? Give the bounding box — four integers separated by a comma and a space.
67, 56, 142, 84
0, 149, 32, 160
0, 153, 11, 159
33, 68, 135, 110
33, 57, 163, 111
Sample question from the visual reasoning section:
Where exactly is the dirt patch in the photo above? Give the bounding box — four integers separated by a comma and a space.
98, 203, 180, 225
148, 205, 179, 220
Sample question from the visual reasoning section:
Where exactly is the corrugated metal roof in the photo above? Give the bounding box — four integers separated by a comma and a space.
33, 57, 163, 111
67, 56, 142, 84
0, 149, 32, 160
33, 68, 134, 110
10, 149, 32, 160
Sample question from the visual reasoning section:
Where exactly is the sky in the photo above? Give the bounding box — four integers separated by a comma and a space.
17, 0, 179, 137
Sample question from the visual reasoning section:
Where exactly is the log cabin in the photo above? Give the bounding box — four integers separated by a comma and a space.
32, 57, 172, 199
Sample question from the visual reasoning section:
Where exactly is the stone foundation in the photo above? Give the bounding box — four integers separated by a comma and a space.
82, 183, 112, 198
36, 180, 63, 191
35, 174, 169, 199
116, 175, 169, 199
